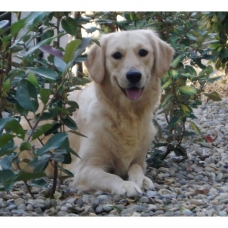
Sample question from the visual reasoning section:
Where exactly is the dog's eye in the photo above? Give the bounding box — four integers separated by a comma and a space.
112, 52, 122, 59
139, 49, 148, 57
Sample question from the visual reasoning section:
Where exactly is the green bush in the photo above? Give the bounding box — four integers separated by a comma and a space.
0, 12, 92, 198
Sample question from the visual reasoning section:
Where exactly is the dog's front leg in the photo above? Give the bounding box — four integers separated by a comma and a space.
128, 163, 154, 191
71, 166, 142, 197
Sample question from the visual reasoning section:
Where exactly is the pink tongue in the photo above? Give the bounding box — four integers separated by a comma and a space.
125, 88, 142, 100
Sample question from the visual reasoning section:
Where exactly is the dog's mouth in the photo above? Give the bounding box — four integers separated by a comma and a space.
124, 87, 143, 101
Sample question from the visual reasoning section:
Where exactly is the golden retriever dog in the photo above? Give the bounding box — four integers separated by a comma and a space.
63, 29, 174, 197
18, 29, 174, 197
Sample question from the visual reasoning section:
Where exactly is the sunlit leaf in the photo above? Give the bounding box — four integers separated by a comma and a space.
40, 88, 52, 105
179, 86, 198, 96
180, 104, 192, 116
162, 79, 172, 90
63, 39, 81, 64
189, 121, 201, 134
27, 71, 39, 87
204, 92, 222, 101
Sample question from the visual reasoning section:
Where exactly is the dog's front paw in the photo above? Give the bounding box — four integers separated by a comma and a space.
112, 181, 142, 197
130, 175, 154, 191
142, 176, 154, 190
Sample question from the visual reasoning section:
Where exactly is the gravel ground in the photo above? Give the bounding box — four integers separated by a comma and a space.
0, 76, 228, 217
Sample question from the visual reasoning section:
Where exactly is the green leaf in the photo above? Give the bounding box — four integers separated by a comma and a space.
69, 148, 80, 159
0, 153, 16, 170
179, 86, 198, 96
162, 79, 172, 90
198, 65, 213, 77
41, 29, 54, 41
44, 122, 62, 136
31, 178, 47, 187
57, 164, 74, 177
5, 119, 25, 139
180, 104, 192, 116
24, 33, 63, 56
54, 56, 67, 73
171, 55, 184, 68
0, 117, 13, 132
169, 70, 179, 79
53, 149, 72, 164
8, 172, 46, 182
0, 170, 15, 191
185, 65, 197, 76
27, 71, 39, 87
10, 12, 50, 48
36, 133, 68, 155
70, 37, 92, 66
11, 45, 24, 53
63, 39, 81, 64
10, 18, 26, 36
20, 142, 32, 152
25, 12, 49, 27
204, 92, 222, 101
23, 34, 31, 42
160, 93, 174, 108
61, 116, 77, 130
189, 121, 201, 134
61, 17, 78, 36
30, 154, 50, 172
68, 130, 87, 138
0, 140, 15, 157
2, 79, 11, 93
0, 169, 15, 184
0, 134, 15, 147
16, 79, 38, 112
16, 101, 28, 116
40, 88, 52, 105
32, 123, 55, 140
66, 100, 79, 109
187, 33, 197, 41
27, 67, 58, 81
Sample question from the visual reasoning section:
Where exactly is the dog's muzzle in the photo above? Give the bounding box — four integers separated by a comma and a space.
126, 70, 142, 83
124, 70, 143, 101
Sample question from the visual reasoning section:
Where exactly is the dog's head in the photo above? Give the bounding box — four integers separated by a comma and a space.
85, 29, 174, 101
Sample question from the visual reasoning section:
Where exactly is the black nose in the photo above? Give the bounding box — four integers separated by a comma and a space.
126, 70, 142, 83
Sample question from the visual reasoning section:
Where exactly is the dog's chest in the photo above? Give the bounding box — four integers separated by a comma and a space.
105, 115, 147, 171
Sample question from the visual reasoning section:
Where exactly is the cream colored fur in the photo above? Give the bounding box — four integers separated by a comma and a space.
19, 29, 174, 197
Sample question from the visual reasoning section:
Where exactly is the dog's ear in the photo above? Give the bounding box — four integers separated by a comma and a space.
84, 41, 105, 83
147, 30, 174, 78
